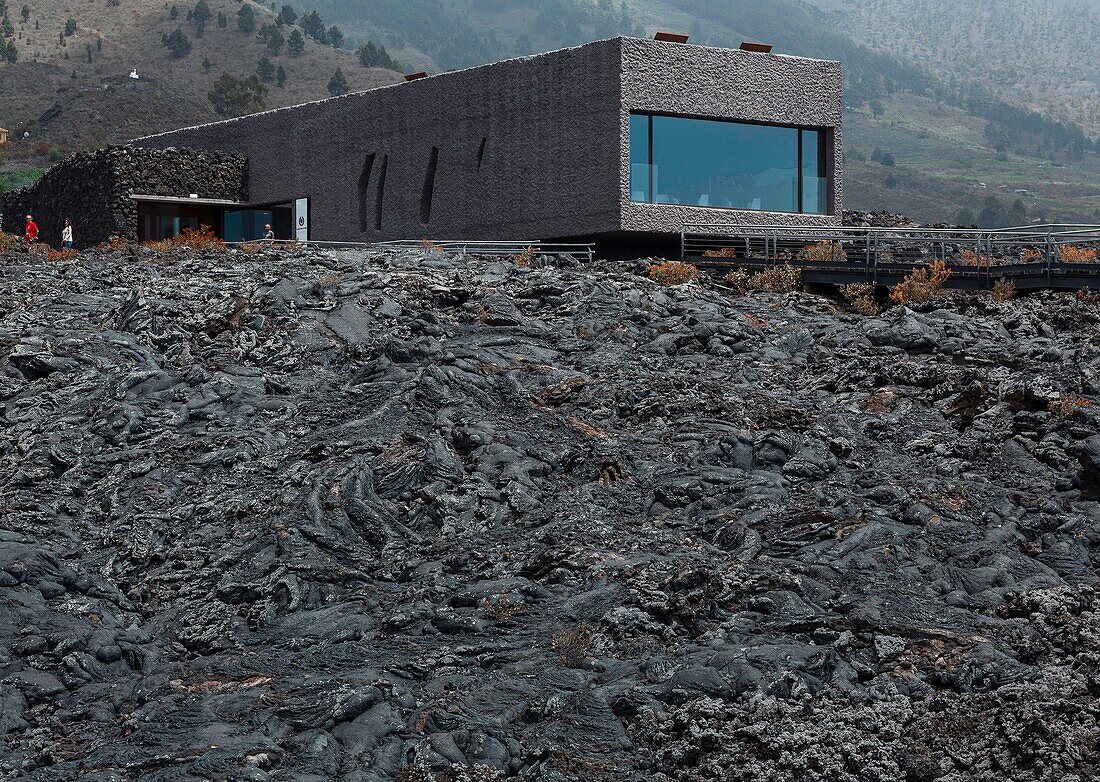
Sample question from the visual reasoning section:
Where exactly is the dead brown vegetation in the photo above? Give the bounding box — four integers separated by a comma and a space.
840, 282, 879, 315
144, 225, 225, 252
798, 240, 847, 263
991, 277, 1015, 302
648, 261, 699, 286
889, 260, 951, 305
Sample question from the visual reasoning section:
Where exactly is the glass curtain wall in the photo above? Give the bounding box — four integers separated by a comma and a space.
629, 113, 829, 215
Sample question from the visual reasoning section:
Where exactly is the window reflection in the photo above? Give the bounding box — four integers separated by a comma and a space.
630, 113, 829, 215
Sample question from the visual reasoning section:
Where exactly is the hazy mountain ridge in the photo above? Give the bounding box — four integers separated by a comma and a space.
804, 0, 1100, 137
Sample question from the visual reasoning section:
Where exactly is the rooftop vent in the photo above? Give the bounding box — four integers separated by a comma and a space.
739, 41, 774, 53
404, 71, 428, 81
654, 32, 690, 44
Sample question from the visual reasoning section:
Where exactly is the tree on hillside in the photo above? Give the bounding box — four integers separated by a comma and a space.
217, 11, 226, 28
20, 4, 28, 23
187, 0, 212, 36
1, 38, 16, 62
259, 23, 283, 54
356, 40, 401, 71
880, 152, 896, 167
208, 71, 267, 116
161, 26, 192, 58
256, 54, 275, 82
63, 17, 75, 36
276, 4, 295, 25
327, 67, 348, 96
237, 4, 255, 33
327, 25, 342, 49
169, 4, 178, 19
287, 27, 303, 55
202, 56, 211, 72
298, 9, 324, 40
276, 63, 285, 87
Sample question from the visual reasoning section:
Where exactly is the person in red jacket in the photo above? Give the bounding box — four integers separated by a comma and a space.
24, 215, 38, 249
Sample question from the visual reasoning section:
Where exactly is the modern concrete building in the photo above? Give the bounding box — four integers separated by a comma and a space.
133, 36, 843, 249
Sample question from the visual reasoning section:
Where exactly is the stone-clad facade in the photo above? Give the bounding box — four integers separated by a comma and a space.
0, 147, 246, 249
133, 37, 843, 245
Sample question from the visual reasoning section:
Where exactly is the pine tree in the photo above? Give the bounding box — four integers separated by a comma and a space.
287, 27, 303, 55
328, 25, 342, 49
256, 54, 275, 82
236, 4, 255, 33
276, 63, 285, 87
161, 26, 192, 58
327, 67, 348, 96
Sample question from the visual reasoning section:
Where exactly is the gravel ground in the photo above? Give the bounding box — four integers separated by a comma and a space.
1, 246, 1099, 781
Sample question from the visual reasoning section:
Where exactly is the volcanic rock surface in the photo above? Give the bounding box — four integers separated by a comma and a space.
1, 246, 1099, 781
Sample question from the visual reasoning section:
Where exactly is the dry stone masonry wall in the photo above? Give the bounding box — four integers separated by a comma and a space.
0, 146, 246, 248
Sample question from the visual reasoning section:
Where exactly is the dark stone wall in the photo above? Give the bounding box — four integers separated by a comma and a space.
134, 40, 625, 243
132, 37, 843, 243
1, 147, 247, 248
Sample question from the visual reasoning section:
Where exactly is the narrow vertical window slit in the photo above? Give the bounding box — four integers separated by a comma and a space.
358, 153, 376, 233
420, 146, 438, 225
375, 154, 388, 231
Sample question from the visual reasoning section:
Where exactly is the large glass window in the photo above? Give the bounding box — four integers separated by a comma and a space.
629, 113, 829, 215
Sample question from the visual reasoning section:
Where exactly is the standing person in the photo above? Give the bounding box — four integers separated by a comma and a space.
24, 215, 38, 250
61, 219, 74, 250
262, 224, 275, 244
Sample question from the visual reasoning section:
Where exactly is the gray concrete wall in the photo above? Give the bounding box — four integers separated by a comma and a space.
134, 41, 624, 243
618, 38, 843, 233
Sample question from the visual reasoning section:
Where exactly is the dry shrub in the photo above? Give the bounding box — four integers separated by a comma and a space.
509, 246, 537, 267
702, 246, 737, 258
1077, 287, 1100, 304
722, 269, 750, 294
551, 624, 595, 667
840, 282, 878, 315
798, 240, 847, 262
889, 260, 951, 305
960, 250, 991, 268
238, 241, 266, 254
96, 235, 129, 251
1049, 392, 1092, 420
482, 594, 524, 622
648, 260, 699, 286
1060, 245, 1098, 263
747, 264, 801, 293
46, 248, 78, 262
0, 232, 22, 253
315, 273, 341, 288
864, 387, 897, 413
991, 277, 1015, 302
145, 225, 225, 252
1021, 248, 1043, 263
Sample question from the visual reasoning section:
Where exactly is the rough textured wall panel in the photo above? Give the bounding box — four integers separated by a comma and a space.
618, 38, 843, 232
134, 41, 624, 243
0, 147, 246, 248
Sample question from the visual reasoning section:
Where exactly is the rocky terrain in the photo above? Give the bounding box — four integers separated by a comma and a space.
1, 245, 1099, 781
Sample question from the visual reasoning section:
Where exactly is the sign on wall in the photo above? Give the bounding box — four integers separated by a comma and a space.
294, 197, 309, 242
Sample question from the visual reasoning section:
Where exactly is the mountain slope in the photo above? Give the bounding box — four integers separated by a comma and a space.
803, 0, 1100, 138
0, 0, 401, 163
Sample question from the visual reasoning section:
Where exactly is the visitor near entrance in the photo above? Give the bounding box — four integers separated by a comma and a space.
24, 215, 38, 249
263, 224, 275, 243
62, 219, 74, 249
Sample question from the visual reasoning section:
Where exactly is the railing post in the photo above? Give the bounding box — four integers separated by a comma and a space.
680, 229, 686, 261
1046, 232, 1054, 286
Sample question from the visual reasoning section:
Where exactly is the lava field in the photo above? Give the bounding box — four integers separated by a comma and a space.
1, 246, 1099, 781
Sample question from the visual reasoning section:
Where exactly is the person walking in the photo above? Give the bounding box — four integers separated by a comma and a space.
61, 219, 74, 250
24, 215, 38, 250
262, 224, 275, 244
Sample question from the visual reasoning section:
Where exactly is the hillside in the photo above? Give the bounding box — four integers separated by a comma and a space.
804, 0, 1100, 139
0, 0, 402, 164
2, 243, 1100, 778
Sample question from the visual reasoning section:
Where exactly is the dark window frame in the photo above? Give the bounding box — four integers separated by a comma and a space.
629, 111, 831, 215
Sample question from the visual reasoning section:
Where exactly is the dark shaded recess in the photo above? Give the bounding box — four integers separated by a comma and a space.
358, 153, 376, 233
420, 146, 439, 225
476, 137, 487, 173
375, 154, 388, 231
